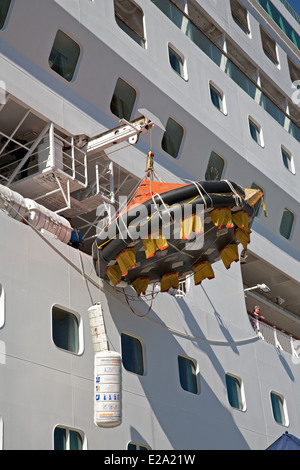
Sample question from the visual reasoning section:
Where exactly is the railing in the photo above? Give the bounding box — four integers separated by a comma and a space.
279, 0, 300, 26
151, 0, 300, 143
248, 314, 300, 358
49, 125, 87, 187
257, 0, 300, 49
0, 123, 87, 187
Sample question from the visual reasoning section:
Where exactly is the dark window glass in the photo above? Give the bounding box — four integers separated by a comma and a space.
230, 0, 250, 34
127, 442, 149, 450
279, 209, 294, 239
281, 147, 295, 174
226, 374, 244, 410
178, 356, 198, 394
110, 78, 136, 120
114, 0, 145, 47
0, 0, 11, 30
54, 427, 83, 450
70, 430, 83, 450
249, 120, 259, 142
270, 392, 287, 425
205, 151, 224, 181
52, 306, 79, 353
260, 26, 278, 64
168, 44, 187, 79
210, 86, 222, 110
161, 117, 184, 158
54, 427, 66, 450
121, 333, 144, 375
49, 30, 80, 81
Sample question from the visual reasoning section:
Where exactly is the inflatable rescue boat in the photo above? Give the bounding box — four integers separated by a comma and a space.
93, 164, 264, 296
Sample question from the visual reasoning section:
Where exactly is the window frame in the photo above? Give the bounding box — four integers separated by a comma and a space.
114, 0, 146, 48
161, 117, 184, 159
53, 425, 86, 450
248, 117, 264, 147
209, 82, 227, 115
168, 43, 188, 81
121, 332, 144, 376
127, 441, 151, 450
205, 151, 225, 181
287, 57, 300, 84
260, 26, 279, 66
281, 146, 295, 174
110, 77, 137, 121
178, 354, 199, 395
51, 304, 83, 355
225, 373, 246, 411
279, 208, 294, 240
48, 29, 81, 82
270, 391, 289, 427
230, 0, 250, 35
0, 0, 12, 30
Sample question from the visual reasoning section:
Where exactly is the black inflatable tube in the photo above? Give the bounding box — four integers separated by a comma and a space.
95, 192, 253, 265
132, 180, 244, 209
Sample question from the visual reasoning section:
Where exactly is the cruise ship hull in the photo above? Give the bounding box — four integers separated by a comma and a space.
0, 0, 300, 450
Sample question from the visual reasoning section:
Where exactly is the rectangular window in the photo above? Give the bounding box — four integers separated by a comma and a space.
230, 0, 250, 34
52, 306, 81, 354
54, 426, 84, 450
161, 117, 184, 158
168, 44, 188, 81
281, 146, 295, 174
110, 78, 136, 120
209, 83, 227, 115
260, 27, 279, 65
279, 208, 294, 239
205, 151, 225, 181
0, 0, 11, 30
226, 373, 246, 411
49, 30, 80, 82
127, 442, 151, 450
270, 391, 288, 426
178, 355, 198, 394
249, 117, 264, 147
121, 333, 144, 375
287, 57, 300, 84
114, 0, 146, 48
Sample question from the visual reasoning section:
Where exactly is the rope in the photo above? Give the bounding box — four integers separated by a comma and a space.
122, 286, 155, 317
144, 314, 260, 345
0, 184, 259, 346
77, 249, 95, 304
181, 178, 213, 210
222, 179, 243, 207
151, 191, 172, 221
